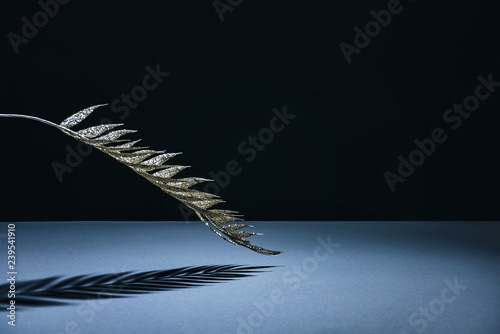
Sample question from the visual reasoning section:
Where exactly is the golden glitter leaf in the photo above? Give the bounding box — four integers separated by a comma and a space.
0, 105, 282, 255
153, 165, 190, 179
161, 177, 211, 189
106, 140, 145, 150
77, 124, 123, 138
93, 129, 137, 142
224, 224, 253, 232
60, 104, 108, 128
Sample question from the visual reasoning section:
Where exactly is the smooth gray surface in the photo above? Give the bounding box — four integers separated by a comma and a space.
1, 221, 499, 334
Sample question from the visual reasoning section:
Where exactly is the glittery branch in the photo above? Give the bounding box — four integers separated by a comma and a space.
0, 105, 282, 255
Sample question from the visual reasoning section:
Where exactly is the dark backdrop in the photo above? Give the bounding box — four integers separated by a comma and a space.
1, 0, 499, 221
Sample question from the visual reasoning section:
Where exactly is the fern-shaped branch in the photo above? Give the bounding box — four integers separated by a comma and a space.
0, 105, 281, 255
0, 265, 274, 307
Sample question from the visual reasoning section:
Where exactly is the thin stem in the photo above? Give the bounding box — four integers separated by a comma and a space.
0, 113, 79, 136
0, 113, 60, 129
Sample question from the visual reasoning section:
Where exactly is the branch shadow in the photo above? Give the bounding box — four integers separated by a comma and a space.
1, 265, 275, 308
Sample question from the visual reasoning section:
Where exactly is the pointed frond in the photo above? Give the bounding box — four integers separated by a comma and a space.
77, 124, 123, 138
60, 104, 107, 128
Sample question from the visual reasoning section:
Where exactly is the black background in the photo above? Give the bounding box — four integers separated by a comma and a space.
1, 0, 500, 221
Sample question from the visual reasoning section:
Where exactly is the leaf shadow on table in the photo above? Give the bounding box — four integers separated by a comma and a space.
1, 265, 274, 307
